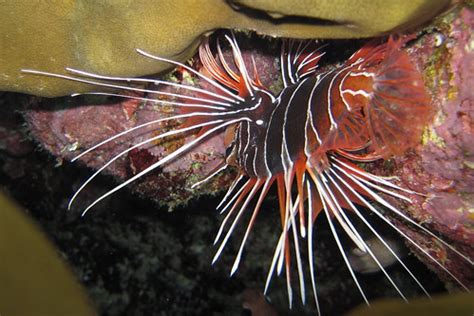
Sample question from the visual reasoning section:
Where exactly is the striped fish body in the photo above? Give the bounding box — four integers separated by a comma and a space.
231, 75, 339, 179
229, 61, 373, 179
204, 37, 470, 310
229, 37, 432, 180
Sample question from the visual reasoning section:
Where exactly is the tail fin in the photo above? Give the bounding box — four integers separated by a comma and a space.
364, 37, 433, 158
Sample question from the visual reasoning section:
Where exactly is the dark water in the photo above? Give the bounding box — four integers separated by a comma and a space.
0, 92, 446, 315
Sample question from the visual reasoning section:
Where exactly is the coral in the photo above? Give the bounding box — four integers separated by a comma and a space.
387, 5, 474, 288
0, 193, 95, 316
1, 0, 449, 96
348, 292, 474, 316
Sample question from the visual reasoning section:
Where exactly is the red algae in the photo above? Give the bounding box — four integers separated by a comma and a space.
384, 6, 474, 287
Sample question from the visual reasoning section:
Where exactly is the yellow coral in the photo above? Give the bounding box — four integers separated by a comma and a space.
0, 193, 95, 315
1, 0, 449, 96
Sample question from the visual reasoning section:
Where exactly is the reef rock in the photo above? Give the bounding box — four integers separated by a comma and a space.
390, 5, 474, 288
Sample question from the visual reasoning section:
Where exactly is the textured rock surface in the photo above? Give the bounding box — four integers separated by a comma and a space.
390, 5, 474, 288
23, 93, 231, 210
1, 0, 449, 96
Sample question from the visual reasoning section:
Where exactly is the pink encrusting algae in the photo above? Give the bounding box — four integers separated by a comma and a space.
22, 30, 473, 313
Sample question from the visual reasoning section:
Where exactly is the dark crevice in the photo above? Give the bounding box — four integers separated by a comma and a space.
226, 0, 346, 26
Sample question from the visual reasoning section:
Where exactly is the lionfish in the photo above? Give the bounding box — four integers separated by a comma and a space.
23, 32, 473, 313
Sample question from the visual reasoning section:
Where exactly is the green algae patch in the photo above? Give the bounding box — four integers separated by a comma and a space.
421, 126, 446, 148
1, 0, 449, 97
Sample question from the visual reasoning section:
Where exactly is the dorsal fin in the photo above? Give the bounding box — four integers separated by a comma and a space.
281, 39, 326, 87
199, 34, 268, 98
199, 37, 241, 92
